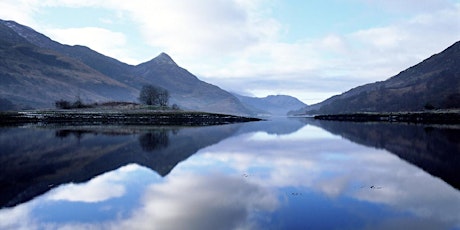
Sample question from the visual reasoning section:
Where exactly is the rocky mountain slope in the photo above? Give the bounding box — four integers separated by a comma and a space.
134, 54, 252, 114
0, 19, 252, 115
291, 41, 460, 115
0, 21, 137, 109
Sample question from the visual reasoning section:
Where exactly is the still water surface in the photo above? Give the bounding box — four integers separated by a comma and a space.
0, 119, 459, 230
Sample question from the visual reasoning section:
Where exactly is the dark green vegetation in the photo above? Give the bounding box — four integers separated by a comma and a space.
291, 41, 460, 116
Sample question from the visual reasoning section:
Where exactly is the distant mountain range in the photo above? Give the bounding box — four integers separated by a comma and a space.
0, 19, 309, 115
233, 93, 306, 116
291, 41, 460, 115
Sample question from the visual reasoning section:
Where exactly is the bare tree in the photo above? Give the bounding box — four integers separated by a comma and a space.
139, 84, 169, 106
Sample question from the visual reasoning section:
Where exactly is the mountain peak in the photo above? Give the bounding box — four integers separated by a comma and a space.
152, 52, 177, 66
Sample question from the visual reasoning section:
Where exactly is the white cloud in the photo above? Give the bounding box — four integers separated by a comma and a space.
3, 0, 281, 64
344, 4, 460, 77
0, 0, 39, 26
39, 0, 100, 7
44, 27, 144, 64
358, 0, 454, 13
118, 0, 280, 58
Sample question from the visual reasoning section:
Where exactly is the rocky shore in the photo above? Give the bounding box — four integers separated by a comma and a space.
314, 110, 460, 124
0, 110, 261, 126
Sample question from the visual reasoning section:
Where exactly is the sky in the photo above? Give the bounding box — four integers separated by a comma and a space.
1, 0, 459, 104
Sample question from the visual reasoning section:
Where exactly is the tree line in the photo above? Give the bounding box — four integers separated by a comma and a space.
55, 84, 176, 109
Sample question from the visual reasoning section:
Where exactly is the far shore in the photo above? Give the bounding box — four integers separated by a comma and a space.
0, 106, 261, 126
313, 110, 460, 124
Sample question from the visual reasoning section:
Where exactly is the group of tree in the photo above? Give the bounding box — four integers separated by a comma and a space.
55, 84, 176, 110
55, 98, 91, 109
139, 84, 170, 107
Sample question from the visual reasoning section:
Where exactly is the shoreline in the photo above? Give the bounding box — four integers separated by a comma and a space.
314, 110, 460, 124
0, 110, 261, 126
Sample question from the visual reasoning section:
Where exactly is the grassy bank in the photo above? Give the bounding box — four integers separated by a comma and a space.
314, 110, 460, 124
0, 109, 261, 126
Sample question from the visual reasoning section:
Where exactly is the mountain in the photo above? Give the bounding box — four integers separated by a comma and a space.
134, 54, 252, 114
291, 41, 460, 115
0, 23, 137, 109
234, 94, 307, 116
0, 19, 252, 115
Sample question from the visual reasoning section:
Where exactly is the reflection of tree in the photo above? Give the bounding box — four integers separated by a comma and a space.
138, 130, 170, 152
55, 130, 86, 140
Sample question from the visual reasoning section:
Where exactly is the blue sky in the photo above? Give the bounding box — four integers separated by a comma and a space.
1, 0, 459, 104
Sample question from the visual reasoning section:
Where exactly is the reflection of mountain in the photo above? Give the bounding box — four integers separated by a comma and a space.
0, 124, 241, 208
0, 119, 307, 209
309, 120, 460, 190
235, 118, 306, 136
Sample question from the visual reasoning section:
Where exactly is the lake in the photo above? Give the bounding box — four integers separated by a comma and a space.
1, 118, 459, 230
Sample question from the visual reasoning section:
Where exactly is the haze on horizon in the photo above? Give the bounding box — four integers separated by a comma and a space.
0, 0, 459, 104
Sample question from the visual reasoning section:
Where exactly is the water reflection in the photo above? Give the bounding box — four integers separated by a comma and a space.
138, 130, 170, 151
191, 123, 460, 229
120, 173, 278, 230
1, 119, 460, 229
0, 124, 242, 208
307, 120, 460, 190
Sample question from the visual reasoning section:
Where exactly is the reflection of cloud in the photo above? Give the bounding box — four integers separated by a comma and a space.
351, 163, 460, 225
0, 164, 155, 230
46, 165, 136, 203
0, 204, 36, 230
115, 173, 278, 230
47, 181, 125, 203
316, 175, 351, 197
4, 168, 277, 229
194, 128, 460, 227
